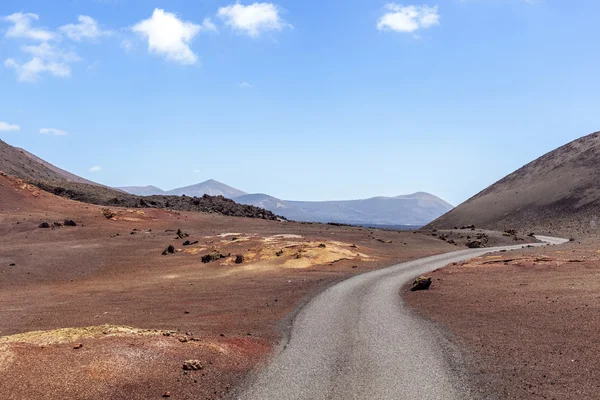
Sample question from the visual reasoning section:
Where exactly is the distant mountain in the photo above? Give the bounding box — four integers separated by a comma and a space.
118, 179, 248, 198
166, 179, 248, 198
0, 139, 99, 185
235, 192, 453, 226
424, 131, 600, 236
117, 185, 166, 196
120, 179, 452, 226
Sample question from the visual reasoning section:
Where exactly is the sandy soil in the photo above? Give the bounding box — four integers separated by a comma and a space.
0, 173, 458, 399
406, 239, 600, 399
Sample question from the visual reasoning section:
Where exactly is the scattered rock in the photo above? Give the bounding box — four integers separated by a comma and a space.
461, 225, 476, 230
73, 343, 83, 349
466, 240, 485, 248
178, 337, 188, 343
38, 222, 50, 229
162, 245, 176, 255
410, 276, 432, 291
63, 220, 77, 227
235, 255, 244, 264
201, 251, 226, 263
318, 243, 326, 248
183, 240, 199, 246
527, 232, 535, 237
275, 250, 284, 257
182, 360, 203, 371
162, 391, 171, 398
9, 263, 15, 266
176, 229, 189, 239
101, 208, 115, 219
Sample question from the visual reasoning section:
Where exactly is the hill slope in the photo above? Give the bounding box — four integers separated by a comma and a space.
0, 139, 98, 185
425, 131, 600, 236
235, 192, 453, 226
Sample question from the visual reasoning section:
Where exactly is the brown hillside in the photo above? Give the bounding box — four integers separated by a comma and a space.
425, 131, 600, 237
0, 139, 98, 185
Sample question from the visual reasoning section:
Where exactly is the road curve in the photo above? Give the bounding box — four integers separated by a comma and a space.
235, 236, 568, 400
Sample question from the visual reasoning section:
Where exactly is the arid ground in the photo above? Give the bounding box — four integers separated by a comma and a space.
1, 173, 461, 399
406, 239, 600, 399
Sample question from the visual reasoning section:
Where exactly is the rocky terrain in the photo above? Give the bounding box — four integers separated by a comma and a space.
33, 180, 282, 221
425, 131, 600, 237
0, 170, 461, 399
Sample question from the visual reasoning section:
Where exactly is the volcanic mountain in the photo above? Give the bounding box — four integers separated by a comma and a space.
119, 180, 247, 198
0, 139, 98, 185
234, 192, 452, 227
425, 131, 600, 236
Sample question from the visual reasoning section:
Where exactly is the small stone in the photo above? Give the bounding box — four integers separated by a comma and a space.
74, 343, 83, 349
162, 392, 171, 398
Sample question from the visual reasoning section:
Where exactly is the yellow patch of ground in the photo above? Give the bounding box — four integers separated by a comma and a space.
0, 344, 15, 371
183, 247, 209, 255
0, 325, 166, 346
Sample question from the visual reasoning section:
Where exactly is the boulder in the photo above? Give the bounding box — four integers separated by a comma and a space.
410, 276, 432, 291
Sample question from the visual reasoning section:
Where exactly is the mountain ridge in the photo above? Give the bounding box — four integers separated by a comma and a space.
424, 130, 600, 236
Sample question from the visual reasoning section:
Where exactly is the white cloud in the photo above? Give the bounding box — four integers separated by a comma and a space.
59, 15, 112, 41
217, 2, 290, 37
0, 121, 20, 132
377, 4, 440, 33
238, 81, 254, 88
132, 9, 203, 65
4, 42, 81, 82
200, 18, 218, 33
89, 166, 102, 173
3, 12, 57, 41
40, 128, 68, 136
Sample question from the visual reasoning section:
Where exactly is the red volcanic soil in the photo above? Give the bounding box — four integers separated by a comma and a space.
0, 172, 457, 399
406, 240, 600, 399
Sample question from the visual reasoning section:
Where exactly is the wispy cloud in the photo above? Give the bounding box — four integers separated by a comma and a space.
89, 166, 102, 173
377, 4, 440, 34
5, 42, 81, 82
0, 121, 20, 132
132, 9, 208, 65
3, 12, 57, 41
238, 81, 254, 89
40, 127, 68, 136
59, 15, 112, 41
217, 2, 291, 37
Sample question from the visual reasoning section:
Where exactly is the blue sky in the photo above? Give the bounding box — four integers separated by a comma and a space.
0, 0, 598, 205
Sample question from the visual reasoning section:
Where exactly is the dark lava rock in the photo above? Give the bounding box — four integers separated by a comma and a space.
410, 276, 432, 291
201, 251, 225, 263
466, 240, 484, 248
38, 222, 50, 228
162, 245, 176, 255
235, 255, 244, 264
176, 229, 189, 239
63, 220, 77, 227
